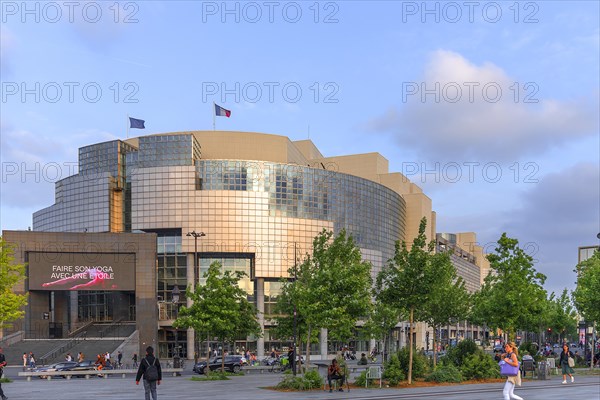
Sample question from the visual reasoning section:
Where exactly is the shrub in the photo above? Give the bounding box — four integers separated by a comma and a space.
425, 364, 463, 383
191, 372, 230, 381
383, 354, 405, 386
303, 369, 323, 389
460, 350, 501, 380
396, 347, 429, 379
443, 339, 479, 367
354, 370, 367, 387
275, 369, 323, 390
519, 342, 538, 357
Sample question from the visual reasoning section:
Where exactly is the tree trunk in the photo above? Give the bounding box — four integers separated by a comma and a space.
591, 322, 597, 371
206, 332, 211, 376
383, 331, 387, 364
408, 307, 414, 385
433, 324, 437, 369
221, 340, 225, 373
305, 325, 312, 373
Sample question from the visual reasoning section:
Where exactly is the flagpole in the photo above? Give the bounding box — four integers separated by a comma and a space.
212, 102, 216, 131
127, 114, 130, 139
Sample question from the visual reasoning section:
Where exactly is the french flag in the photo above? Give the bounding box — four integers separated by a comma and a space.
215, 103, 231, 117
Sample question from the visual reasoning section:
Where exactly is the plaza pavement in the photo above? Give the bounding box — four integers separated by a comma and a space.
2, 366, 598, 400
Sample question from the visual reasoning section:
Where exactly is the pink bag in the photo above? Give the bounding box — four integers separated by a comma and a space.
499, 360, 519, 376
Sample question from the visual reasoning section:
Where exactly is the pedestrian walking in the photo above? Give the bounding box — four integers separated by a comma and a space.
559, 344, 575, 384
78, 352, 84, 363
22, 352, 27, 371
501, 342, 523, 400
132, 353, 139, 368
0, 347, 8, 400
28, 352, 35, 369
118, 351, 123, 368
136, 346, 162, 400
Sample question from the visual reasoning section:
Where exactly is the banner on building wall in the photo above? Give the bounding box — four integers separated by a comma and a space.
28, 252, 136, 291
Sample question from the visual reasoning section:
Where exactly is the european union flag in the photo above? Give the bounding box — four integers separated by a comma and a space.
129, 117, 145, 129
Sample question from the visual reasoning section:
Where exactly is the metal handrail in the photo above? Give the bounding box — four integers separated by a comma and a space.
68, 321, 95, 337
39, 330, 87, 365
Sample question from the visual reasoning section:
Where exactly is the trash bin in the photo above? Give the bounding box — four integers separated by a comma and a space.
537, 361, 547, 380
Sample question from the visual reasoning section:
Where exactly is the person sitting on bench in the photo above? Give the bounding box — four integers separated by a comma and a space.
358, 353, 368, 365
327, 359, 345, 392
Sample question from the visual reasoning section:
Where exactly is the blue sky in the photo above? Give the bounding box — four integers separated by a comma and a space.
1, 1, 599, 294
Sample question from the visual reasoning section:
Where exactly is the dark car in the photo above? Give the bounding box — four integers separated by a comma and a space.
59, 360, 98, 378
193, 355, 243, 374
34, 361, 78, 378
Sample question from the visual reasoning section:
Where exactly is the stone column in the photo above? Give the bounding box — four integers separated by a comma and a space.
256, 278, 265, 356
69, 291, 78, 332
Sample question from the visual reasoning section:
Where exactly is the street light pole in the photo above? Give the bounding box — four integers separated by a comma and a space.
186, 231, 205, 361
172, 285, 181, 370
292, 242, 298, 376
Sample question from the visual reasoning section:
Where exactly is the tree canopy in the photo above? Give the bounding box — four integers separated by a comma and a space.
174, 261, 261, 372
421, 250, 470, 368
0, 237, 28, 329
573, 249, 600, 324
470, 233, 547, 339
377, 217, 442, 384
275, 229, 373, 367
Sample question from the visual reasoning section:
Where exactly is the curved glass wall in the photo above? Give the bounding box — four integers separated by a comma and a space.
197, 160, 405, 262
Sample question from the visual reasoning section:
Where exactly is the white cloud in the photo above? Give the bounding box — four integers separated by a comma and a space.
368, 50, 598, 162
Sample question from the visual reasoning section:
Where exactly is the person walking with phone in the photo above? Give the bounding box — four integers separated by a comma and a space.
136, 346, 162, 400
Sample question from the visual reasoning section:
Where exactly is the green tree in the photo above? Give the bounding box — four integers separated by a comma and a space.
573, 250, 600, 325
572, 249, 600, 369
0, 237, 28, 330
547, 289, 578, 342
174, 261, 261, 373
377, 217, 439, 384
471, 234, 547, 340
366, 283, 404, 364
422, 250, 470, 368
276, 229, 373, 368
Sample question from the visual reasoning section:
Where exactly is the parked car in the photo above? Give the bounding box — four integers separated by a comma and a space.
34, 361, 78, 378
193, 355, 243, 374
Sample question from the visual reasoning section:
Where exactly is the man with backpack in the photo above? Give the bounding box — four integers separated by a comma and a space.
0, 347, 8, 400
135, 346, 162, 400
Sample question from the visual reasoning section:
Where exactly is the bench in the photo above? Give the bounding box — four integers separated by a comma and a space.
242, 364, 317, 374
242, 365, 280, 374
18, 368, 183, 381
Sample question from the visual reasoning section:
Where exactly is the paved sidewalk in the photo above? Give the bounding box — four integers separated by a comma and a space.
1, 367, 598, 400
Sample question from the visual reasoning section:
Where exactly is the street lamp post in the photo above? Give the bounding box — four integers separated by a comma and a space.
292, 242, 298, 376
186, 231, 205, 360
172, 285, 181, 370
186, 231, 206, 283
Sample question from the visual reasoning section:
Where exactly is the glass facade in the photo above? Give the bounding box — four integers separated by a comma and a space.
33, 132, 410, 358
264, 280, 283, 317
199, 255, 254, 302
